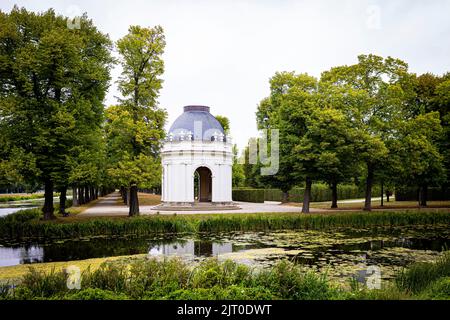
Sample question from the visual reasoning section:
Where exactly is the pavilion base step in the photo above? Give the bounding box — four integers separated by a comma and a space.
152, 202, 241, 211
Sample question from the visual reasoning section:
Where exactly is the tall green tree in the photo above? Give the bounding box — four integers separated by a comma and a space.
111, 24, 167, 216
320, 54, 416, 211
215, 115, 230, 133
0, 7, 112, 219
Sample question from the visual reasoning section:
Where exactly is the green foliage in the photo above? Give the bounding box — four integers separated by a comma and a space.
0, 6, 113, 218
232, 188, 265, 203
106, 25, 167, 215
233, 184, 380, 203
396, 251, 450, 294
214, 115, 230, 133
4, 258, 339, 300
66, 288, 129, 300
0, 194, 44, 203
3, 253, 450, 300
421, 277, 450, 300
0, 208, 40, 224
395, 186, 450, 201
1, 209, 448, 241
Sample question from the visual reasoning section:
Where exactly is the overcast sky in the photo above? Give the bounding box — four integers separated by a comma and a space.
1, 0, 450, 151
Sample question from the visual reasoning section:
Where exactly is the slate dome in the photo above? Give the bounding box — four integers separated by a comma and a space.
168, 105, 225, 141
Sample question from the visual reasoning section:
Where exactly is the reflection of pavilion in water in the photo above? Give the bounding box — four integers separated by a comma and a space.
0, 245, 44, 267
148, 240, 233, 257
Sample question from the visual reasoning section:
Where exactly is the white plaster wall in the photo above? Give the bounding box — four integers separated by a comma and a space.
161, 140, 233, 203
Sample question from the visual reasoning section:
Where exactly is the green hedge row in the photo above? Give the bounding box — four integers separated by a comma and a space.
233, 184, 381, 203
395, 187, 450, 201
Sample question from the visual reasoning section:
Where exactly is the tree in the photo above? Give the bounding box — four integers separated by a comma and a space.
0, 7, 113, 219
390, 112, 444, 206
320, 54, 416, 211
256, 72, 316, 202
232, 144, 245, 187
113, 25, 167, 216
215, 115, 230, 133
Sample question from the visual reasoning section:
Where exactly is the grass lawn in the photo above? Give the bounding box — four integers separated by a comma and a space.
0, 254, 147, 282
309, 199, 450, 210
137, 193, 161, 206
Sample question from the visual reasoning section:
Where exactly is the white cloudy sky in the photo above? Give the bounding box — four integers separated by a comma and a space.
1, 0, 450, 151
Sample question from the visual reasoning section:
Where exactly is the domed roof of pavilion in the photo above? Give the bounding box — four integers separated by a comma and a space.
168, 106, 225, 141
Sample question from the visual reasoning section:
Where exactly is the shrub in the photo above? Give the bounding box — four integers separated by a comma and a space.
421, 277, 450, 300
66, 288, 129, 300
395, 186, 450, 201
396, 251, 450, 293
232, 189, 265, 203
233, 184, 380, 203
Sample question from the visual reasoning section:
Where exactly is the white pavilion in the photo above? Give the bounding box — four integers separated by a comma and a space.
158, 105, 238, 210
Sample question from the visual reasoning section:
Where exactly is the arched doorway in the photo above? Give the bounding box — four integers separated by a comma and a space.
194, 167, 212, 202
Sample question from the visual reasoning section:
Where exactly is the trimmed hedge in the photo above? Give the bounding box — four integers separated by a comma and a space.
232, 189, 265, 203
233, 184, 381, 203
395, 187, 450, 201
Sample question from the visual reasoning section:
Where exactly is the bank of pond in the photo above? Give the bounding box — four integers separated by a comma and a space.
0, 209, 449, 299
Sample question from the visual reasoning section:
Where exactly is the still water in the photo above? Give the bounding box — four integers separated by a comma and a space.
1, 225, 449, 283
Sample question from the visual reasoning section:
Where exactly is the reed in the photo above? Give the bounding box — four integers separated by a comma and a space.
395, 251, 450, 294
2, 258, 340, 300
3, 255, 450, 300
0, 209, 449, 241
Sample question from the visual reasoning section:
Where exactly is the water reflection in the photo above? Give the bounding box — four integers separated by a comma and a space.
0, 229, 448, 269
0, 239, 236, 267
0, 245, 44, 266
149, 241, 233, 257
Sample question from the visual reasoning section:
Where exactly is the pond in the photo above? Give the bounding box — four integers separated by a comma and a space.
0, 224, 449, 283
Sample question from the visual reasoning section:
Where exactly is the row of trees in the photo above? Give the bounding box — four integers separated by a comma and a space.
245, 55, 449, 212
0, 7, 166, 218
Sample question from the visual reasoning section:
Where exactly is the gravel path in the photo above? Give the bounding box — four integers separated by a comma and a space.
80, 192, 327, 216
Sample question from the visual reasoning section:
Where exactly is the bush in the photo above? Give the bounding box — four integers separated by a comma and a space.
395, 186, 450, 201
232, 188, 265, 203
5, 258, 339, 300
0, 208, 40, 224
233, 184, 380, 203
396, 251, 450, 293
421, 277, 450, 300
0, 194, 44, 203
66, 288, 129, 300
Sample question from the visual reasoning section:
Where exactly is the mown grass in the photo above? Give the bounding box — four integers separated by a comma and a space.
1, 208, 449, 241
309, 199, 450, 210
137, 193, 161, 206
1, 252, 450, 300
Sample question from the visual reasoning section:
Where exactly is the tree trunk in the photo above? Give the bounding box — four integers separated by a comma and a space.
59, 187, 68, 217
331, 182, 338, 209
43, 179, 55, 220
420, 184, 428, 207
363, 164, 374, 211
121, 186, 127, 204
302, 177, 312, 213
85, 186, 90, 203
72, 187, 78, 207
78, 187, 84, 205
126, 188, 130, 206
281, 191, 289, 203
129, 184, 140, 216
380, 181, 384, 207
386, 190, 390, 202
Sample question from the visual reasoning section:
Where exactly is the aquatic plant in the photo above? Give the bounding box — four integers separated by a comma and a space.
2, 258, 340, 300
3, 255, 450, 300
395, 251, 450, 294
0, 209, 449, 241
